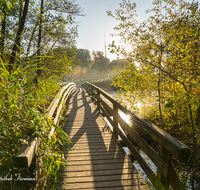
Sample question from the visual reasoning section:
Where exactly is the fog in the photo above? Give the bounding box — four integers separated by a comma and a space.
65, 67, 118, 82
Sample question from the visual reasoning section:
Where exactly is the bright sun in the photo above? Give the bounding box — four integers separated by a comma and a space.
125, 44, 132, 52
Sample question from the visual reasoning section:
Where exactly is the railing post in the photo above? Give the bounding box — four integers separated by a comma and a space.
113, 104, 119, 137
157, 144, 171, 189
96, 90, 100, 109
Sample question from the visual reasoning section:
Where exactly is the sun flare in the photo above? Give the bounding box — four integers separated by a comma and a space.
119, 111, 130, 124
125, 44, 133, 53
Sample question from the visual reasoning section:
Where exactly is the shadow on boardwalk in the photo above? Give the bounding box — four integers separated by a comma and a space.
57, 88, 147, 190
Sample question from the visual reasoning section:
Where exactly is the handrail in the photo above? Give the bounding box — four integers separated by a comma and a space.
14, 82, 76, 168
83, 82, 190, 190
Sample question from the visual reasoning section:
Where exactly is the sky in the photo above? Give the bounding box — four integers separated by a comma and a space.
74, 0, 155, 61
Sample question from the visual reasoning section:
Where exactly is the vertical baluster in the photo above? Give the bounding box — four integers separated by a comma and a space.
157, 144, 171, 189
97, 90, 100, 109
113, 104, 119, 138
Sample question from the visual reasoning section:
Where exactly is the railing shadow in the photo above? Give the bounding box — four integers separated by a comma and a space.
61, 88, 143, 189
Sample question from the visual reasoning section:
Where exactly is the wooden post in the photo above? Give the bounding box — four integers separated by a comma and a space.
97, 90, 100, 109
157, 144, 171, 189
90, 87, 96, 103
113, 105, 119, 137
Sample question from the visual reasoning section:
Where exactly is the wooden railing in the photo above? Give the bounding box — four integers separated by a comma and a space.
83, 82, 190, 190
14, 82, 76, 170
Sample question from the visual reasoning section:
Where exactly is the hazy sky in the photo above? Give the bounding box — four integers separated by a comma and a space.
75, 0, 154, 61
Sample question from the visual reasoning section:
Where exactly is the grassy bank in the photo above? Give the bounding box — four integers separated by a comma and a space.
0, 65, 71, 189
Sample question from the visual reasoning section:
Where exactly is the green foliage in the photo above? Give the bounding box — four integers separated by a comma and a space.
108, 1, 200, 187
42, 46, 80, 79
91, 51, 110, 71
0, 63, 71, 189
0, 0, 83, 74
109, 0, 200, 144
76, 49, 92, 68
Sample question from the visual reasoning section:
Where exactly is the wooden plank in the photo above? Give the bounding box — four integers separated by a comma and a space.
60, 173, 143, 184
65, 112, 102, 116
57, 186, 147, 190
58, 87, 148, 190
64, 124, 108, 128
65, 147, 122, 154
64, 127, 110, 132
66, 154, 125, 161
68, 134, 113, 139
66, 117, 103, 122
64, 124, 109, 128
65, 121, 107, 126
61, 168, 138, 178
69, 144, 121, 151
70, 140, 114, 145
70, 137, 116, 143
67, 158, 130, 166
69, 139, 116, 144
69, 144, 116, 149
66, 151, 125, 157
63, 161, 137, 172
70, 143, 119, 149
58, 178, 146, 189
68, 132, 111, 137
64, 128, 111, 134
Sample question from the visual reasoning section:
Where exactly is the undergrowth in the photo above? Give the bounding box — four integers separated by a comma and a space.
0, 63, 71, 189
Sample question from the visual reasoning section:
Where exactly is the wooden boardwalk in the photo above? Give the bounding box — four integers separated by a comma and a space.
58, 88, 148, 190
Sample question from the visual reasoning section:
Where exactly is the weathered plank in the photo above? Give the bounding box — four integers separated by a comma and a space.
61, 168, 139, 178
57, 88, 148, 190
57, 187, 147, 190
64, 147, 123, 154
66, 154, 125, 161
66, 158, 130, 166
65, 151, 125, 157
60, 173, 144, 184
58, 179, 146, 189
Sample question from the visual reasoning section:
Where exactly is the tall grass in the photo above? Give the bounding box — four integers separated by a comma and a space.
0, 63, 71, 189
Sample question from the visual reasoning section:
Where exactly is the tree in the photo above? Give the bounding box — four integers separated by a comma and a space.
76, 48, 92, 67
9, 0, 29, 72
91, 51, 110, 71
0, 0, 19, 62
32, 0, 83, 79
0, 0, 7, 61
108, 0, 200, 146
0, 0, 83, 76
42, 46, 80, 79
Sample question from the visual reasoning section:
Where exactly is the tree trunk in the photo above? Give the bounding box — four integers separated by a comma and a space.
9, 0, 30, 73
26, 19, 39, 58
158, 44, 164, 128
158, 74, 164, 127
36, 0, 44, 78
0, 1, 6, 61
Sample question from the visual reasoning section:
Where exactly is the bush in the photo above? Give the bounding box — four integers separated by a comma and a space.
0, 64, 71, 189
